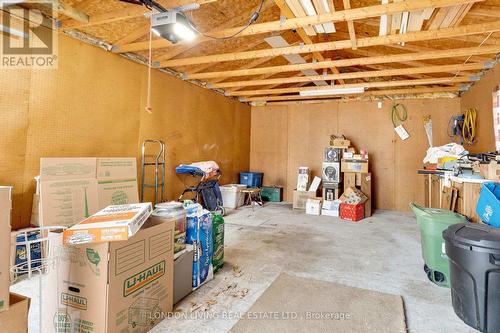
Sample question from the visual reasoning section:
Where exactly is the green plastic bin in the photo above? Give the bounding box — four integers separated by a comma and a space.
410, 203, 468, 288
261, 186, 283, 202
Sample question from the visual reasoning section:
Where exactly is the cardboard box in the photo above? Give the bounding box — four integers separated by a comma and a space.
96, 158, 137, 181
321, 200, 341, 217
306, 198, 322, 215
330, 135, 350, 148
0, 187, 12, 313
341, 159, 369, 173
0, 293, 30, 332
173, 245, 194, 305
480, 161, 500, 180
297, 167, 310, 191
340, 187, 368, 205
97, 180, 139, 209
293, 190, 317, 210
322, 162, 342, 183
64, 203, 153, 245
40, 158, 97, 181
324, 147, 342, 162
340, 203, 365, 222
322, 183, 342, 201
43, 218, 174, 333
342, 173, 372, 217
40, 179, 99, 227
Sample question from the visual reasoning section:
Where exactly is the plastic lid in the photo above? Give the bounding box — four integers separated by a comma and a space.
155, 201, 183, 210
443, 223, 500, 253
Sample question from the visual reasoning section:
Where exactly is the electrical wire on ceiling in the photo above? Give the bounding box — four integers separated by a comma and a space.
186, 0, 265, 40
449, 31, 494, 82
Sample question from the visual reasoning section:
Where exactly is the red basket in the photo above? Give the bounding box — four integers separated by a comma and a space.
340, 203, 365, 222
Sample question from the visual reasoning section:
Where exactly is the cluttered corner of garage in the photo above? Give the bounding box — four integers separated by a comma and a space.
412, 105, 500, 333
0, 152, 231, 332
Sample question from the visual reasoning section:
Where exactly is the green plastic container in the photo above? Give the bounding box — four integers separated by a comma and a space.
261, 186, 283, 202
212, 213, 225, 273
410, 203, 468, 288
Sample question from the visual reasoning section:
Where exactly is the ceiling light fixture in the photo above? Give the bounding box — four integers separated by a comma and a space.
151, 11, 196, 44
299, 87, 365, 96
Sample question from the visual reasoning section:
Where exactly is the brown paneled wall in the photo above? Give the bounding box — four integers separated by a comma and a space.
250, 98, 463, 211
0, 35, 251, 229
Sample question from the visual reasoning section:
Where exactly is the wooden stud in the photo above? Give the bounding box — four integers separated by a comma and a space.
187, 45, 500, 80
115, 0, 482, 53
242, 86, 461, 102
210, 62, 485, 89
160, 20, 500, 68
342, 0, 357, 49
229, 76, 472, 96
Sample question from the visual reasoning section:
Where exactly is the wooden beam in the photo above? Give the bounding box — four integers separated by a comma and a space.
469, 4, 500, 17
187, 44, 500, 80
229, 76, 472, 96
63, 0, 216, 28
285, 0, 316, 35
210, 62, 485, 89
274, 0, 344, 83
10, 0, 89, 23
342, 0, 357, 49
116, 0, 482, 53
242, 86, 461, 102
160, 20, 499, 68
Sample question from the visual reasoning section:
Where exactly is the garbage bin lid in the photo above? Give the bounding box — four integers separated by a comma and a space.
443, 223, 500, 253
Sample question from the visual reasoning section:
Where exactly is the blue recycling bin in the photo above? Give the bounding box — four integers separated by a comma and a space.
476, 182, 500, 227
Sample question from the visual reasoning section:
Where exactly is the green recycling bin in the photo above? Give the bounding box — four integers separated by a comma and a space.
410, 203, 468, 288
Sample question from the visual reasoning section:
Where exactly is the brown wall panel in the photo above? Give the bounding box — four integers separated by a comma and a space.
460, 65, 499, 153
250, 98, 462, 211
0, 35, 250, 229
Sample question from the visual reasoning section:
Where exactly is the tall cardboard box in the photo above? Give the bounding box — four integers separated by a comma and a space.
43, 218, 174, 332
40, 179, 99, 227
0, 186, 12, 313
96, 158, 137, 181
40, 158, 97, 181
0, 293, 30, 332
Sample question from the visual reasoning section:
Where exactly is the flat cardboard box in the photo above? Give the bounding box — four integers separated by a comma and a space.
306, 198, 322, 215
97, 180, 139, 209
0, 186, 12, 313
322, 200, 341, 217
40, 158, 97, 181
40, 178, 99, 227
173, 245, 194, 305
293, 190, 317, 210
0, 293, 30, 333
43, 218, 174, 333
341, 159, 369, 173
96, 158, 137, 181
63, 203, 152, 245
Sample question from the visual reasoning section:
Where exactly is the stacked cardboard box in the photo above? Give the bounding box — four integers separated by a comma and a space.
0, 186, 12, 313
39, 157, 139, 227
43, 216, 174, 332
0, 293, 30, 333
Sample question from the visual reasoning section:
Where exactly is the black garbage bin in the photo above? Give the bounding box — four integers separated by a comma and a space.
443, 223, 500, 333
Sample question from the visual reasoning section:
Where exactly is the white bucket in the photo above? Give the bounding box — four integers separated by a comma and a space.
220, 184, 247, 209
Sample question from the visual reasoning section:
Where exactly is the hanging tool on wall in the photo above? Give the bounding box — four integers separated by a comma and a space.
448, 108, 477, 146
423, 115, 433, 147
391, 102, 410, 141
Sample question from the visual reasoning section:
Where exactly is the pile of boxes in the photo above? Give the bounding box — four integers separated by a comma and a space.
293, 135, 372, 221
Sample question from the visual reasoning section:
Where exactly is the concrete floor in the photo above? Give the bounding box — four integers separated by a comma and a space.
13, 203, 477, 332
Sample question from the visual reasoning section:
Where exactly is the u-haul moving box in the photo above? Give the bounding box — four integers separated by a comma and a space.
43, 218, 174, 333
0, 186, 12, 313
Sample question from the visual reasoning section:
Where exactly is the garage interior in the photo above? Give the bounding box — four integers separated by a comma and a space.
1, 0, 500, 332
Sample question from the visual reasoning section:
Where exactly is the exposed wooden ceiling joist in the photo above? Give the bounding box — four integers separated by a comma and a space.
210, 62, 485, 89
229, 76, 473, 96
242, 86, 461, 102
64, 0, 217, 28
11, 0, 89, 23
342, 0, 357, 49
160, 20, 500, 68
187, 45, 500, 80
114, 0, 481, 53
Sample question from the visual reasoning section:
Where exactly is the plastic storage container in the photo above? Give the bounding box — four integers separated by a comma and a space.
152, 201, 186, 253
476, 182, 500, 227
220, 184, 247, 209
261, 186, 283, 202
443, 223, 500, 333
410, 203, 468, 287
239, 172, 263, 188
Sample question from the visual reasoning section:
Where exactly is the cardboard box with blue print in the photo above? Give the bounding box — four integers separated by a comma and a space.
341, 158, 369, 173
42, 217, 174, 333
